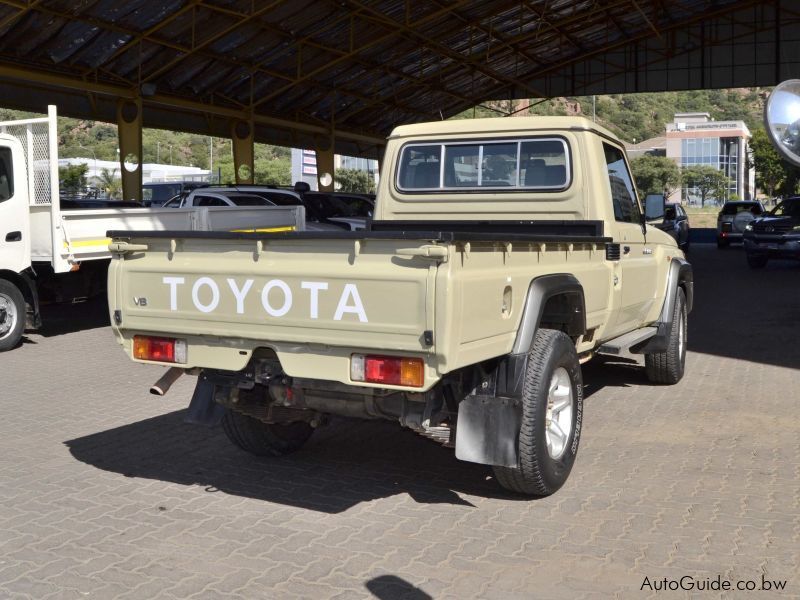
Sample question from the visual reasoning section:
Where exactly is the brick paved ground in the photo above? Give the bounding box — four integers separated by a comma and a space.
1, 244, 798, 599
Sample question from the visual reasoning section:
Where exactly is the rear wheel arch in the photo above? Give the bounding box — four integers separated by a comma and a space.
512, 274, 587, 355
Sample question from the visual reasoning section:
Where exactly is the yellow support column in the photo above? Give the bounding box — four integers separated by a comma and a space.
231, 119, 255, 184
315, 136, 335, 192
116, 98, 143, 203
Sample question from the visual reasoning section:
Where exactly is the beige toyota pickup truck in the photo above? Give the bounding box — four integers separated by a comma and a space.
107, 117, 692, 497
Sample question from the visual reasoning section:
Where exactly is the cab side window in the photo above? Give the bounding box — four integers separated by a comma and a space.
603, 143, 640, 223
0, 147, 14, 203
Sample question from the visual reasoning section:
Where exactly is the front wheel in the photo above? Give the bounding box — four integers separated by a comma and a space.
222, 410, 313, 457
645, 288, 687, 384
0, 280, 26, 352
493, 329, 583, 497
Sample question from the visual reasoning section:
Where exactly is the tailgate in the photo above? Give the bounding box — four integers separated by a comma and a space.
112, 235, 439, 364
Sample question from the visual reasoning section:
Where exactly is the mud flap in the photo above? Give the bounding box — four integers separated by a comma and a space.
184, 377, 226, 426
455, 395, 521, 467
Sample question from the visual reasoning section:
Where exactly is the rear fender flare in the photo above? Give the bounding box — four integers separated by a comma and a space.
493, 274, 585, 400
511, 274, 586, 355
455, 274, 585, 467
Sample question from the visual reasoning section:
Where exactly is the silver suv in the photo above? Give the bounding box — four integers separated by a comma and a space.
717, 201, 765, 248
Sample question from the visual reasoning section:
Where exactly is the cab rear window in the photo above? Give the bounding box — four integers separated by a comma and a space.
397, 138, 570, 192
721, 203, 762, 215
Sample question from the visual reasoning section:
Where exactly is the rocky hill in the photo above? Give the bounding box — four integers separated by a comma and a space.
455, 88, 768, 144
0, 87, 768, 185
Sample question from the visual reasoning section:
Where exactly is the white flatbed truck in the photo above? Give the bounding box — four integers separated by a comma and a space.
0, 108, 304, 351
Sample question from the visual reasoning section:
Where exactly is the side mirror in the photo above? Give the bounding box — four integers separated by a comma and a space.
765, 80, 800, 167
644, 194, 665, 221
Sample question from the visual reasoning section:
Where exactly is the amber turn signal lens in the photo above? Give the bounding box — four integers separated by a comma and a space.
133, 335, 186, 363
399, 358, 424, 387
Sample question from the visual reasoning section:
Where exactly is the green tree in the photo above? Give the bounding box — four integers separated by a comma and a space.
682, 165, 730, 207
97, 168, 122, 199
58, 163, 88, 195
254, 158, 291, 185
335, 168, 376, 193
750, 128, 785, 198
630, 155, 681, 197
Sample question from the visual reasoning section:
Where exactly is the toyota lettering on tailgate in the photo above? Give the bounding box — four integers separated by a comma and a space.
159, 276, 369, 322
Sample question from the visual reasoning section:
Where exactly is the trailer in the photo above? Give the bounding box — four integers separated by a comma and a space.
0, 107, 304, 351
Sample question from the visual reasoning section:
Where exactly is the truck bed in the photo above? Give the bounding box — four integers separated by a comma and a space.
31, 205, 304, 271
108, 221, 612, 391
107, 219, 611, 244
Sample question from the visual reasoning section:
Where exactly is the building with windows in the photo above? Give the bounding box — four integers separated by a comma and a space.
59, 157, 210, 187
665, 113, 754, 204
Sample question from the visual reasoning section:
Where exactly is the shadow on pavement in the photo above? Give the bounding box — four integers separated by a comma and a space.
685, 245, 800, 370
27, 295, 110, 338
582, 355, 648, 400
365, 575, 433, 599
688, 227, 717, 244
65, 410, 530, 513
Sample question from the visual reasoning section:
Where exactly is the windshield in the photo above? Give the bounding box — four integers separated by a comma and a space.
143, 184, 182, 203
769, 199, 800, 218
722, 203, 762, 215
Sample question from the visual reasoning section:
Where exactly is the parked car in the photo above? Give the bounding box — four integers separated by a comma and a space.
143, 181, 209, 207
164, 190, 275, 207
743, 196, 800, 268
717, 200, 766, 247
653, 202, 690, 253
163, 186, 361, 231
301, 191, 373, 230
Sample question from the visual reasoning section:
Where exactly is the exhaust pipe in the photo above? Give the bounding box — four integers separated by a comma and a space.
150, 367, 184, 396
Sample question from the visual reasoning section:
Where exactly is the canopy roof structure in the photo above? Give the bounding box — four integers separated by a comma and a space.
0, 0, 797, 158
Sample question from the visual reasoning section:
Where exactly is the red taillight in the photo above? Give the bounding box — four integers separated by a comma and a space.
365, 356, 401, 384
133, 335, 186, 363
351, 354, 424, 387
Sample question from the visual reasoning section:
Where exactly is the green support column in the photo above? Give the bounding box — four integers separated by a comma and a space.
315, 135, 335, 192
116, 98, 143, 203
231, 119, 255, 184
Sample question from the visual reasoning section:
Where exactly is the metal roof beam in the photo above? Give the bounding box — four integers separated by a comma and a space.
88, 0, 203, 74
340, 0, 547, 98
250, 0, 476, 109
142, 0, 285, 83
0, 0, 44, 31
0, 62, 385, 145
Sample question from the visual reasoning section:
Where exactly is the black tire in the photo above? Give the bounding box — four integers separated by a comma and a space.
746, 253, 768, 269
717, 238, 729, 249
0, 280, 26, 352
645, 288, 687, 385
493, 329, 583, 497
222, 409, 313, 457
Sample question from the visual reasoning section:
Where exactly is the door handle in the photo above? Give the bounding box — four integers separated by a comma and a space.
623, 245, 631, 255
5, 231, 21, 242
